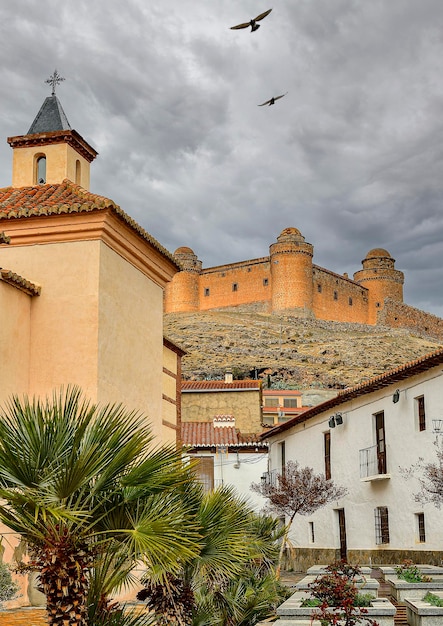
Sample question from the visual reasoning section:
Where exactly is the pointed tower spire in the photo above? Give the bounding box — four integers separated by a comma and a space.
7, 71, 97, 190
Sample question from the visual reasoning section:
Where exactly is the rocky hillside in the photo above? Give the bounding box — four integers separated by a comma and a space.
164, 310, 442, 390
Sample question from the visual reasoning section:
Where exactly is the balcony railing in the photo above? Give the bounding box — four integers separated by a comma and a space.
359, 445, 389, 481
261, 469, 279, 486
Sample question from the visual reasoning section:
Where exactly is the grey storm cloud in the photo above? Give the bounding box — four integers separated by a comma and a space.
1, 0, 443, 315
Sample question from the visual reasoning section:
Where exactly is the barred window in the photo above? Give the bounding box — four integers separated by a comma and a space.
416, 396, 426, 431
417, 513, 426, 543
374, 507, 389, 544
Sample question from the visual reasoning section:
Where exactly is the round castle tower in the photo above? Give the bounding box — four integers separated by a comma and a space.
353, 248, 404, 324
269, 227, 314, 314
164, 247, 202, 313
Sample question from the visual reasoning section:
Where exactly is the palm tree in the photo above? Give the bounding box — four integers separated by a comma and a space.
138, 483, 288, 626
0, 386, 200, 626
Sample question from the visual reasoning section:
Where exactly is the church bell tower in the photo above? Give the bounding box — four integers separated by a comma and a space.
7, 70, 97, 190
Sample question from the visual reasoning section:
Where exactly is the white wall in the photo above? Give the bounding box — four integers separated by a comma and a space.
267, 365, 443, 559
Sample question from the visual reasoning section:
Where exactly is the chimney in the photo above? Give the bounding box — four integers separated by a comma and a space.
225, 369, 233, 383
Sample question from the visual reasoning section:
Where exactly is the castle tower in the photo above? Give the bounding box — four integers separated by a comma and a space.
353, 248, 404, 324
270, 227, 314, 314
164, 247, 202, 313
7, 71, 97, 190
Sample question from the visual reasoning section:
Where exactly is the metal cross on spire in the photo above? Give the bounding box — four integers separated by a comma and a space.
45, 69, 65, 96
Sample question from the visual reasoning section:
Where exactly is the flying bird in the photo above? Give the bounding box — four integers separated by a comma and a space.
258, 92, 287, 106
230, 9, 273, 32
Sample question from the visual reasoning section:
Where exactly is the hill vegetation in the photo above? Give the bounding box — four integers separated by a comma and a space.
164, 310, 442, 390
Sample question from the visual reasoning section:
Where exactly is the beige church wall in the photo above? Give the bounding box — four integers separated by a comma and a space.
162, 343, 182, 447
0, 238, 101, 400
97, 242, 165, 441
0, 282, 31, 402
182, 390, 262, 434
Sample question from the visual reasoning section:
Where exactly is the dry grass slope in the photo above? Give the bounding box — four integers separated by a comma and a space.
164, 310, 442, 389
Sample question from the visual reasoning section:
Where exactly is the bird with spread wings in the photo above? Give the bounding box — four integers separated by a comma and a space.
258, 93, 288, 106
230, 9, 273, 32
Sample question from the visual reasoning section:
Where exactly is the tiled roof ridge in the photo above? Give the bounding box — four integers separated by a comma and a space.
181, 421, 267, 447
261, 345, 443, 438
0, 268, 41, 296
0, 180, 178, 265
338, 346, 443, 396
182, 379, 261, 390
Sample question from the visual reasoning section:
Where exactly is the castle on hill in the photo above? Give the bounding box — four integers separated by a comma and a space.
165, 227, 443, 339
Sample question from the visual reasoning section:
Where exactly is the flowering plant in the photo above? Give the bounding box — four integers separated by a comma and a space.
395, 559, 432, 583
308, 560, 379, 626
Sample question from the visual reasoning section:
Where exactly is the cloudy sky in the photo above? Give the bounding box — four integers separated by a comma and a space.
1, 1, 443, 316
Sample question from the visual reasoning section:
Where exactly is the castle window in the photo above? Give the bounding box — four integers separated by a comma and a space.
333, 291, 338, 300
36, 155, 46, 184
221, 273, 225, 277
247, 267, 251, 272
232, 283, 238, 292
263, 278, 269, 286
376, 302, 380, 308
317, 284, 322, 293
348, 297, 353, 306
75, 160, 81, 185
204, 288, 210, 296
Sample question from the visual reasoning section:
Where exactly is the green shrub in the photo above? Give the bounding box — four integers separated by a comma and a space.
423, 592, 443, 607
301, 597, 321, 607
395, 560, 432, 583
0, 561, 20, 606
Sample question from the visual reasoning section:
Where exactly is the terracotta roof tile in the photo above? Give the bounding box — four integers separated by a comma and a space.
182, 422, 240, 447
0, 179, 178, 266
182, 379, 261, 391
0, 268, 41, 296
181, 422, 267, 447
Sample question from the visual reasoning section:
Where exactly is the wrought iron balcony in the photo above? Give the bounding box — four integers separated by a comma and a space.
260, 469, 279, 486
359, 445, 390, 481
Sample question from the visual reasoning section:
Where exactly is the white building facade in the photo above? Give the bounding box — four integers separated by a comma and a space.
263, 348, 443, 571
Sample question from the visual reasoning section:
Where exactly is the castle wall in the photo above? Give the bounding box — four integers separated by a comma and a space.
198, 258, 271, 312
311, 266, 369, 324
378, 299, 443, 341
165, 230, 423, 332
165, 270, 199, 312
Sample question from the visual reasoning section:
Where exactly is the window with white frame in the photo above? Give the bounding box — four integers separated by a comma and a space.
374, 506, 389, 544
